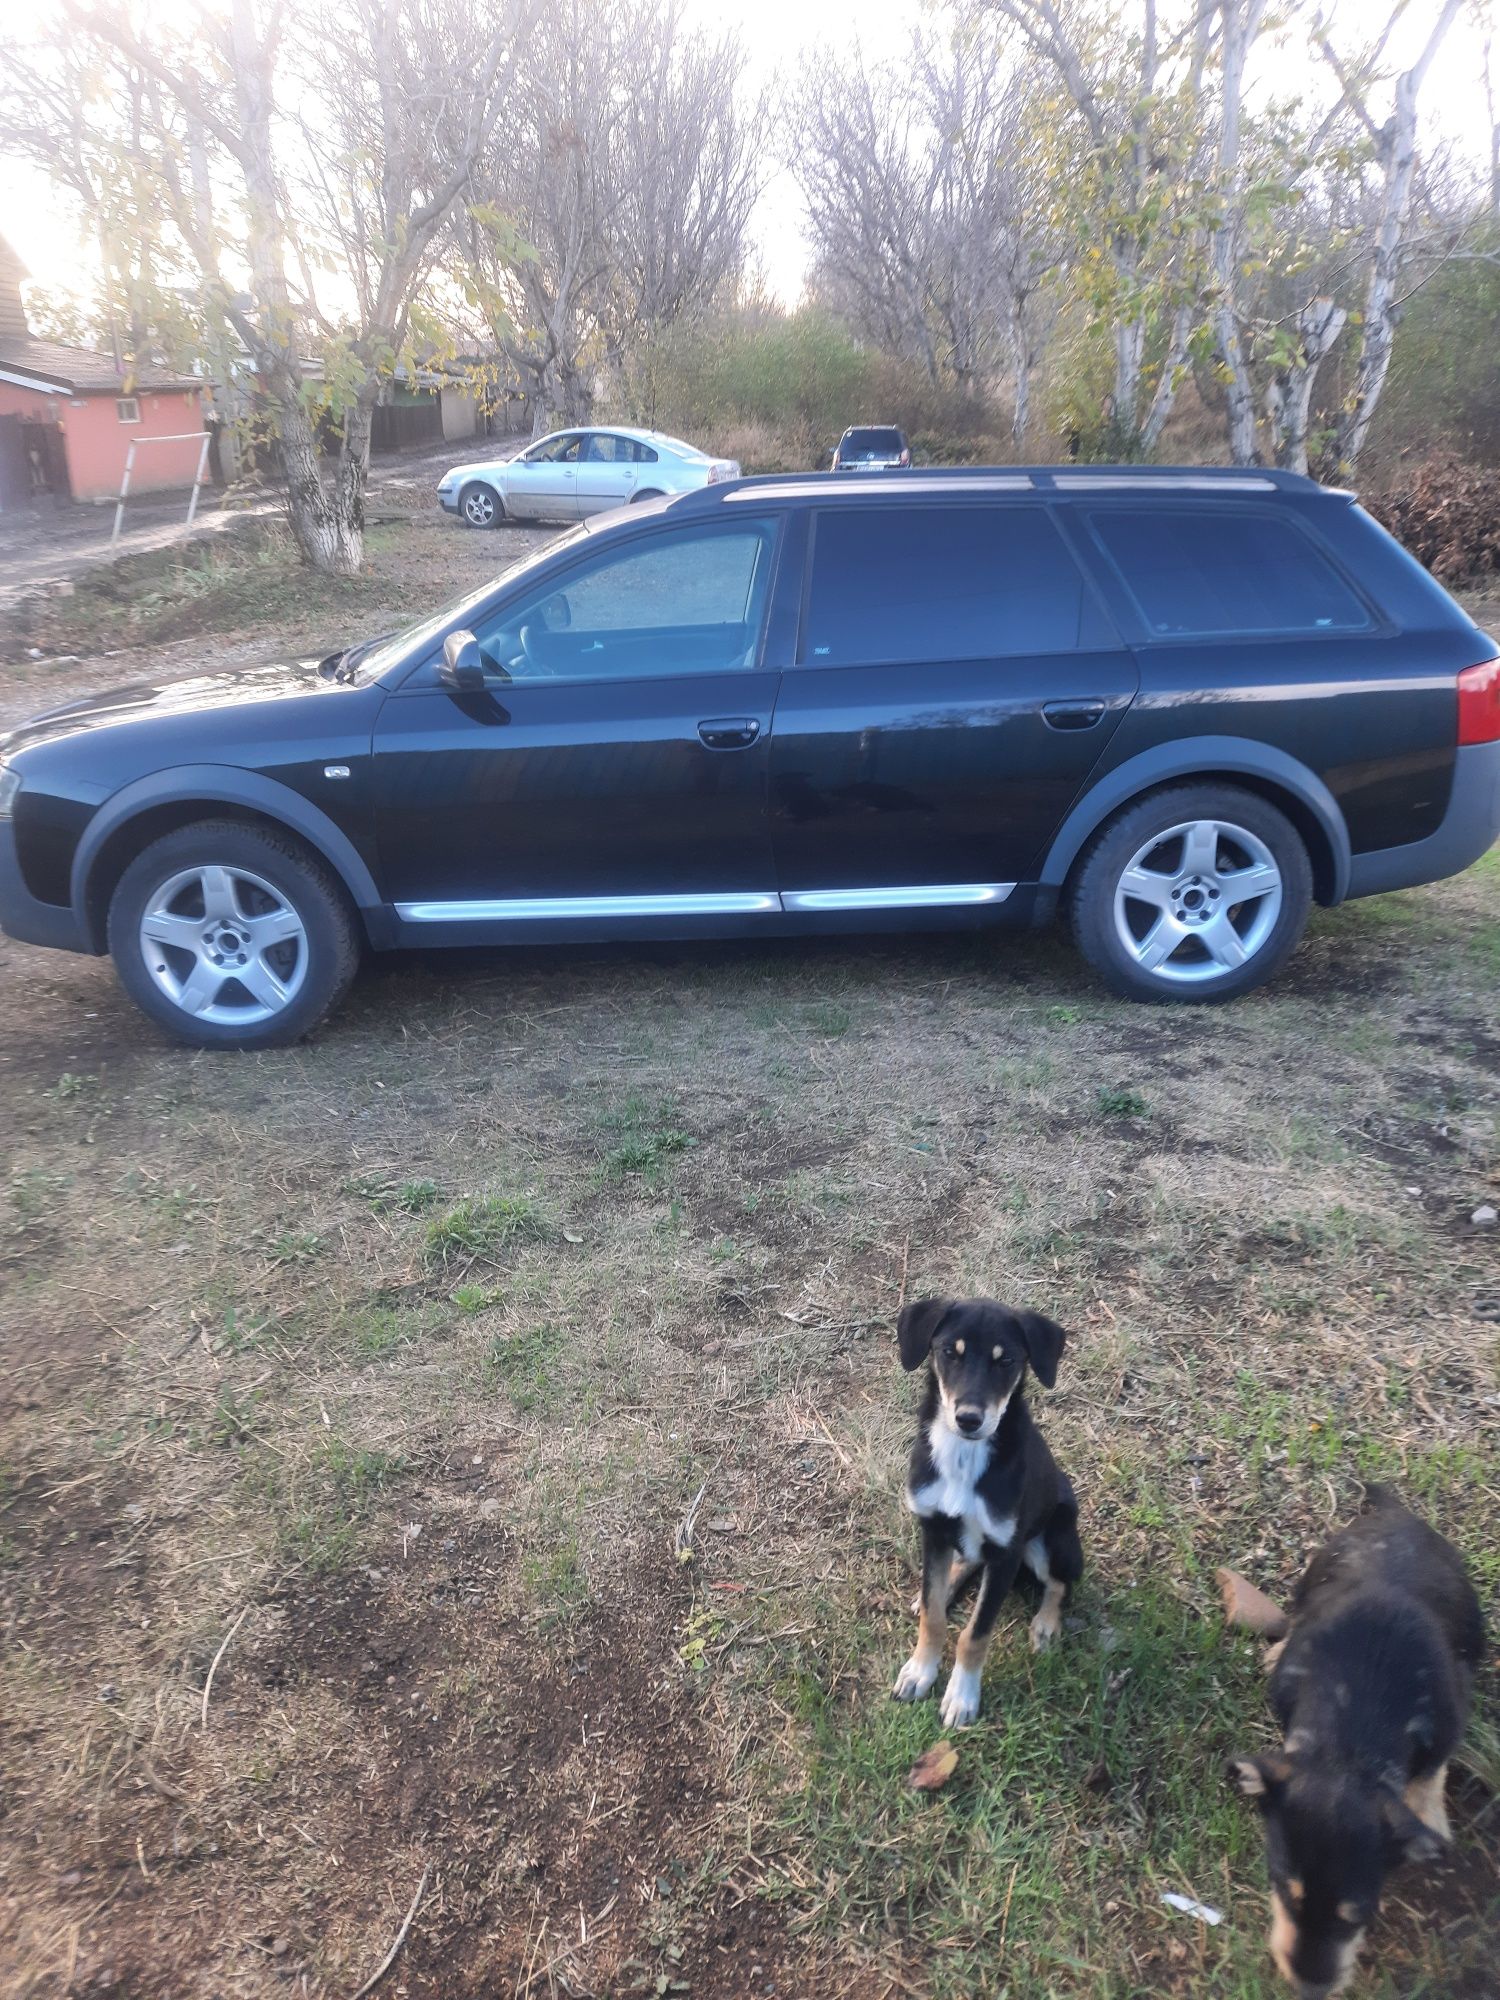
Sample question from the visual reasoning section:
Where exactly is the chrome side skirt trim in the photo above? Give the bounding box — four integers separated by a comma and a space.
781, 882, 1016, 911
395, 891, 781, 922
396, 883, 1016, 923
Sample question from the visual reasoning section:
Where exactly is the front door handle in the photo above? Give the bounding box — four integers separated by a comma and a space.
698, 717, 760, 750
1043, 699, 1107, 731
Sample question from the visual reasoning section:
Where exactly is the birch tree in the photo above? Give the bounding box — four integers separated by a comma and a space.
991, 0, 1217, 455
1208, 0, 1272, 463
1312, 0, 1465, 473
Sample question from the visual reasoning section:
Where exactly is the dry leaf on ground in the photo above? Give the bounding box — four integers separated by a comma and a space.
908, 1739, 959, 1791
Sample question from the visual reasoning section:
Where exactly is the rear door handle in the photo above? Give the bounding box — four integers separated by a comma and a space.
1043, 699, 1107, 731
698, 717, 760, 750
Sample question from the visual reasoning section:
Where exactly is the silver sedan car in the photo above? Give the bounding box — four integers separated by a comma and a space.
437, 426, 741, 528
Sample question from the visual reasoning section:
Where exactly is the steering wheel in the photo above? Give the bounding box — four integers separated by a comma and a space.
517, 623, 559, 677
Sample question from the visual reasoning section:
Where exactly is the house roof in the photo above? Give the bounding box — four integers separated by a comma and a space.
0, 334, 200, 395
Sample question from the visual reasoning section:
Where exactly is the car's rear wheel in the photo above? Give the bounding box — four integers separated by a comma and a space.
630, 488, 664, 504
460, 482, 502, 528
1070, 783, 1312, 1003
106, 821, 360, 1049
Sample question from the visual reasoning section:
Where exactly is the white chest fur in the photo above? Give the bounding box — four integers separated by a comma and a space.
906, 1421, 1017, 1559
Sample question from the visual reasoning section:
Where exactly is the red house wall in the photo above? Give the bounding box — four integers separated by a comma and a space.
0, 382, 205, 501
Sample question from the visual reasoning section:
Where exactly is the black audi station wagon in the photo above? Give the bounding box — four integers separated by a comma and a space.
2, 466, 1497, 1048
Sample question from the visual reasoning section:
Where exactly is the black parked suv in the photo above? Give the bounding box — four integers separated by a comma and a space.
2, 467, 1497, 1049
832, 426, 910, 470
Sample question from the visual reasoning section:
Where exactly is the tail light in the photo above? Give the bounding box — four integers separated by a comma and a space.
899, 449, 911, 466
707, 460, 739, 484
1458, 654, 1500, 745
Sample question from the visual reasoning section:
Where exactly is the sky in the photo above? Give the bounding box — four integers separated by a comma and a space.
0, 0, 1494, 314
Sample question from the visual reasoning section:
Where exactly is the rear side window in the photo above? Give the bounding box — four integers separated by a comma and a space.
1089, 508, 1370, 637
803, 506, 1086, 665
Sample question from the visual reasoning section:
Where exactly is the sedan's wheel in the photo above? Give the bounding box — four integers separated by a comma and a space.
460, 482, 502, 528
630, 488, 664, 504
107, 821, 360, 1049
1070, 784, 1312, 1003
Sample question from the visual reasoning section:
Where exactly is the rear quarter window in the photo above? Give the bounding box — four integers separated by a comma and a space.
1087, 508, 1371, 638
802, 505, 1090, 666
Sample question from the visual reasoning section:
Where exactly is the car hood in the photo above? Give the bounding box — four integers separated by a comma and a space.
1, 657, 340, 758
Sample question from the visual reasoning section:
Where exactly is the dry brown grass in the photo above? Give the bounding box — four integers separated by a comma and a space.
0, 572, 1496, 2000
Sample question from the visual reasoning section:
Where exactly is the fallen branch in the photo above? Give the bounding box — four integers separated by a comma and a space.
200, 1605, 251, 1729
351, 1864, 431, 2000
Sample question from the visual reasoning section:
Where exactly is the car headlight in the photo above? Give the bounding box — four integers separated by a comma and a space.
0, 762, 20, 819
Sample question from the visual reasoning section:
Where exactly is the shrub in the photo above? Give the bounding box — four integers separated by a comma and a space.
1364, 455, 1500, 585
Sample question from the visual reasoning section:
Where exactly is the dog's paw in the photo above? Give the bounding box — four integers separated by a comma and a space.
1029, 1605, 1062, 1653
892, 1653, 940, 1702
939, 1663, 982, 1728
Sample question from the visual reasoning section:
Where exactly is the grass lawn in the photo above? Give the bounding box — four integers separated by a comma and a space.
0, 548, 1496, 1999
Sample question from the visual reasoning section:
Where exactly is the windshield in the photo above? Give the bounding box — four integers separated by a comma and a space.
350, 527, 590, 682
655, 435, 709, 463
842, 429, 903, 454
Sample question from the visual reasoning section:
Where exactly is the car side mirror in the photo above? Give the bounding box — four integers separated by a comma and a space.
439, 629, 487, 691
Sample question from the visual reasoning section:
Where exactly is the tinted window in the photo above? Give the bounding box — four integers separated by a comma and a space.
803, 506, 1085, 665
1089, 509, 1369, 636
468, 521, 778, 682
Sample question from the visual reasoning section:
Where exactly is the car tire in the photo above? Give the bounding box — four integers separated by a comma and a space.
106, 820, 361, 1050
459, 482, 503, 528
630, 489, 664, 504
1069, 783, 1313, 1004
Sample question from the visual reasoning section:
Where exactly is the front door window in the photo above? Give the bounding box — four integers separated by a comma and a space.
466, 521, 779, 683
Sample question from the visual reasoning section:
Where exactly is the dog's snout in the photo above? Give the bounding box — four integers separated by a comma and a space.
955, 1405, 984, 1435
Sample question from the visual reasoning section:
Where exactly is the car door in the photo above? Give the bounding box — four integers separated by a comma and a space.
503, 432, 585, 520
370, 515, 787, 929
768, 502, 1139, 904
575, 432, 641, 516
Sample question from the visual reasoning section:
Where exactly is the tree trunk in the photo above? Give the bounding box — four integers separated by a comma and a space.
279, 394, 348, 573
1212, 1, 1266, 466
1335, 0, 1463, 475
1266, 298, 1346, 475
1012, 352, 1030, 448
1218, 309, 1258, 464
1141, 305, 1193, 454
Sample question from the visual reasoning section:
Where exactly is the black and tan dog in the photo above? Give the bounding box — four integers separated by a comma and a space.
1230, 1485, 1484, 1999
891, 1295, 1082, 1728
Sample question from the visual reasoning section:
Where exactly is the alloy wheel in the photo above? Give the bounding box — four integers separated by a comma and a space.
1111, 818, 1283, 985
138, 864, 309, 1025
463, 487, 497, 526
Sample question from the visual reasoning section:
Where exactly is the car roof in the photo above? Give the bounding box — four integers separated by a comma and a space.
649, 464, 1328, 510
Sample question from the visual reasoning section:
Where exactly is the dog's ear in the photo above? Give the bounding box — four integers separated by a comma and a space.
896, 1296, 953, 1372
1015, 1311, 1067, 1389
1228, 1752, 1292, 1804
1380, 1793, 1447, 1866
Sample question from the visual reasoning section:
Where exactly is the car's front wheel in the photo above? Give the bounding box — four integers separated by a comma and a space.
106, 821, 360, 1049
1070, 783, 1312, 1003
460, 482, 503, 528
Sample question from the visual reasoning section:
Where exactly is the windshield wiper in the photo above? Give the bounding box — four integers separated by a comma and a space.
317, 634, 393, 684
